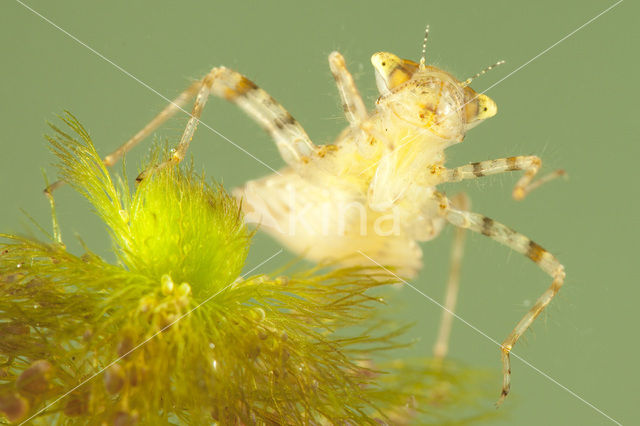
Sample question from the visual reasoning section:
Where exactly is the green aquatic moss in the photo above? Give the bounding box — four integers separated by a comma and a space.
0, 113, 497, 424
48, 117, 249, 299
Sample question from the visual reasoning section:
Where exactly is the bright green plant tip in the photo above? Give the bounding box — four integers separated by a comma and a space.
124, 164, 249, 298
0, 113, 498, 424
47, 112, 249, 298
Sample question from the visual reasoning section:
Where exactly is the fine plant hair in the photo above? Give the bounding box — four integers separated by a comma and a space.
0, 113, 496, 424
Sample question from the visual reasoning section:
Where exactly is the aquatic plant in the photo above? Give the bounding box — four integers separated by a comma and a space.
0, 114, 495, 424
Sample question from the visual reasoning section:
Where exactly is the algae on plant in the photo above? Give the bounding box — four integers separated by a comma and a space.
0, 113, 496, 424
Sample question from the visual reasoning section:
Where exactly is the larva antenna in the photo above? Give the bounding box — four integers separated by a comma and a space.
461, 60, 506, 87
419, 25, 430, 70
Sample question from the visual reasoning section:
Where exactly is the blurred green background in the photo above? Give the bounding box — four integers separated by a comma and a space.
1, 1, 636, 424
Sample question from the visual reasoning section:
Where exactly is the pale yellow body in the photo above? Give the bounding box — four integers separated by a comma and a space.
97, 42, 565, 403
236, 56, 494, 277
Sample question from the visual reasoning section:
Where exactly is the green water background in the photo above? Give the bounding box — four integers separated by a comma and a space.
1, 1, 637, 424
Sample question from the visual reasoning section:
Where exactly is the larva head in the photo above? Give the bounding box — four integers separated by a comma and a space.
371, 52, 419, 95
371, 52, 497, 142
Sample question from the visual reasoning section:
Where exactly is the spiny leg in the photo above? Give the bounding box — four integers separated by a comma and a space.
440, 196, 565, 404
441, 156, 566, 200
328, 51, 368, 128
433, 193, 469, 360
44, 81, 202, 195
103, 81, 202, 167
138, 66, 318, 181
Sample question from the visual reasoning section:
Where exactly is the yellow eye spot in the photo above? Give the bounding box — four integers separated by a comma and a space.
371, 52, 419, 91
476, 94, 497, 120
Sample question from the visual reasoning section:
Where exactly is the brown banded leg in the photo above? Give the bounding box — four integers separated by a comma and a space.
328, 51, 368, 128
44, 81, 202, 194
440, 197, 565, 404
49, 65, 319, 189
441, 156, 566, 200
433, 193, 469, 360
137, 66, 318, 181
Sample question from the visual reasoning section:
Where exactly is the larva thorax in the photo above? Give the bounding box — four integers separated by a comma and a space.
300, 51, 500, 216
324, 52, 499, 211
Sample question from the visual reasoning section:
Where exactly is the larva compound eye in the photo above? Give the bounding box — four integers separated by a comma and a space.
461, 87, 498, 130
371, 52, 419, 94
372, 50, 498, 142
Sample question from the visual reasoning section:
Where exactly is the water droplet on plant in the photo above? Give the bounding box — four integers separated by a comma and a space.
161, 274, 174, 295
250, 307, 266, 322
177, 282, 191, 297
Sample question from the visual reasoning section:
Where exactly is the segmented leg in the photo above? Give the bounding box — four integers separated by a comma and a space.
441, 156, 566, 200
440, 196, 565, 404
328, 51, 368, 128
104, 81, 202, 167
207, 67, 316, 164
433, 193, 468, 360
44, 81, 202, 195
137, 67, 317, 181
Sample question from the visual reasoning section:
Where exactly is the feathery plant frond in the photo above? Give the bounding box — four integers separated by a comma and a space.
0, 113, 497, 424
46, 112, 127, 244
